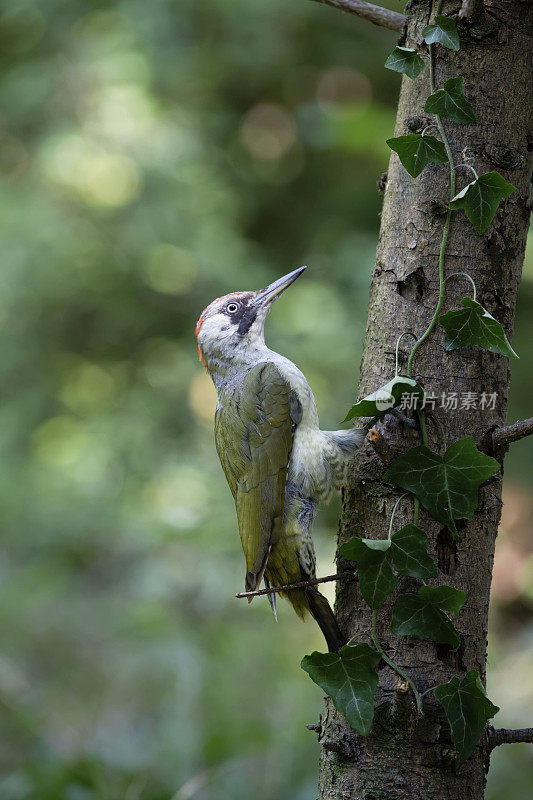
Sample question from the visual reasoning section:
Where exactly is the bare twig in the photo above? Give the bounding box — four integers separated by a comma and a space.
487, 726, 533, 750
309, 0, 406, 33
492, 416, 533, 449
235, 572, 356, 599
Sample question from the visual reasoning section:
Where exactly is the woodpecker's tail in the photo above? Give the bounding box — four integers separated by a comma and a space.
304, 586, 346, 653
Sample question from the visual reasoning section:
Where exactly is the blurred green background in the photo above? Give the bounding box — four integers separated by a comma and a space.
0, 1, 531, 798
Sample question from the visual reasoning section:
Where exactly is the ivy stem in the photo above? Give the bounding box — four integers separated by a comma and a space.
444, 271, 477, 301
455, 162, 479, 182
421, 124, 440, 137
388, 493, 409, 539
417, 409, 429, 446
371, 611, 423, 714
411, 409, 428, 529
345, 630, 370, 646
406, 33, 455, 379
394, 331, 417, 376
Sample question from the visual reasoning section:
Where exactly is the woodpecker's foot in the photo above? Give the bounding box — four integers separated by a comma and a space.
387, 408, 418, 428
362, 408, 418, 433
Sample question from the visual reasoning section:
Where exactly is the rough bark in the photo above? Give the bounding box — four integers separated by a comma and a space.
313, 1, 533, 797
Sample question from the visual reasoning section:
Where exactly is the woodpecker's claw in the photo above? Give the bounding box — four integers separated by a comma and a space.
264, 578, 277, 621
388, 408, 418, 428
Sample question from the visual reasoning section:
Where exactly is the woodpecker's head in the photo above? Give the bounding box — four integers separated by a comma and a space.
195, 266, 306, 370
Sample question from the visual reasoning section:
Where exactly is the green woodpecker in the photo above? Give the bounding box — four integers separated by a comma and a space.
195, 266, 364, 651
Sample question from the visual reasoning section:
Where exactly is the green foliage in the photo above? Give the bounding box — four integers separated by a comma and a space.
385, 437, 500, 534
440, 297, 519, 358
340, 525, 436, 608
434, 671, 500, 764
387, 134, 448, 177
385, 46, 425, 79
424, 77, 476, 123
339, 537, 397, 608
450, 171, 515, 233
422, 15, 460, 51
391, 585, 466, 648
390, 524, 438, 579
343, 376, 423, 420
301, 644, 381, 734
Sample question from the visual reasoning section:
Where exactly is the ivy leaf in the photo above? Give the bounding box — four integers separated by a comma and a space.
418, 584, 465, 615
339, 537, 397, 609
424, 77, 475, 124
301, 643, 381, 735
359, 538, 391, 552
385, 46, 425, 79
343, 376, 424, 421
384, 437, 499, 534
422, 15, 460, 51
449, 172, 515, 233
391, 585, 466, 648
434, 670, 499, 764
387, 134, 448, 178
390, 525, 438, 580
439, 297, 518, 358
340, 529, 438, 606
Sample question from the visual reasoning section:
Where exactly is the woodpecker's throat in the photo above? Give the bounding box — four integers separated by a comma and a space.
195, 291, 273, 389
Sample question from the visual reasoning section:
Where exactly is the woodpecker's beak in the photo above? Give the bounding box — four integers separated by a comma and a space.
254, 266, 307, 307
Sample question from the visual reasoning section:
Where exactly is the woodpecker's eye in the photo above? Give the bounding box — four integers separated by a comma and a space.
226, 302, 240, 313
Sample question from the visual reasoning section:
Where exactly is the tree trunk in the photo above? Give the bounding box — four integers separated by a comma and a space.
315, 0, 532, 797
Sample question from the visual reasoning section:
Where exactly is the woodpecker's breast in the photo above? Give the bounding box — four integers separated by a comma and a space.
264, 354, 344, 502
264, 353, 319, 429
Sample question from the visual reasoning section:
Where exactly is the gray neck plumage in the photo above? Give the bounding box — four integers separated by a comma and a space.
205, 353, 234, 392
205, 341, 272, 394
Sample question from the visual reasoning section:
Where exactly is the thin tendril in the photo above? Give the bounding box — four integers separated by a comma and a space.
388, 493, 409, 539
371, 611, 423, 714
406, 31, 455, 379
395, 332, 417, 376
417, 409, 429, 446
444, 271, 477, 301
455, 162, 479, 182
411, 410, 427, 525
345, 630, 370, 646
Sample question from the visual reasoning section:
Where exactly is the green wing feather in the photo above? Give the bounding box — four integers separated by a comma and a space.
215, 362, 299, 591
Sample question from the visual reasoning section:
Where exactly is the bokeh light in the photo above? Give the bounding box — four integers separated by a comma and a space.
0, 1, 531, 799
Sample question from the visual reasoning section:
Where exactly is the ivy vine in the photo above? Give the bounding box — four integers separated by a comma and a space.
302, 7, 516, 766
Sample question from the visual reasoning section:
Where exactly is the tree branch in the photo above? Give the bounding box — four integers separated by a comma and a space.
308, 0, 406, 33
235, 572, 356, 599
492, 416, 533, 449
487, 726, 533, 750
